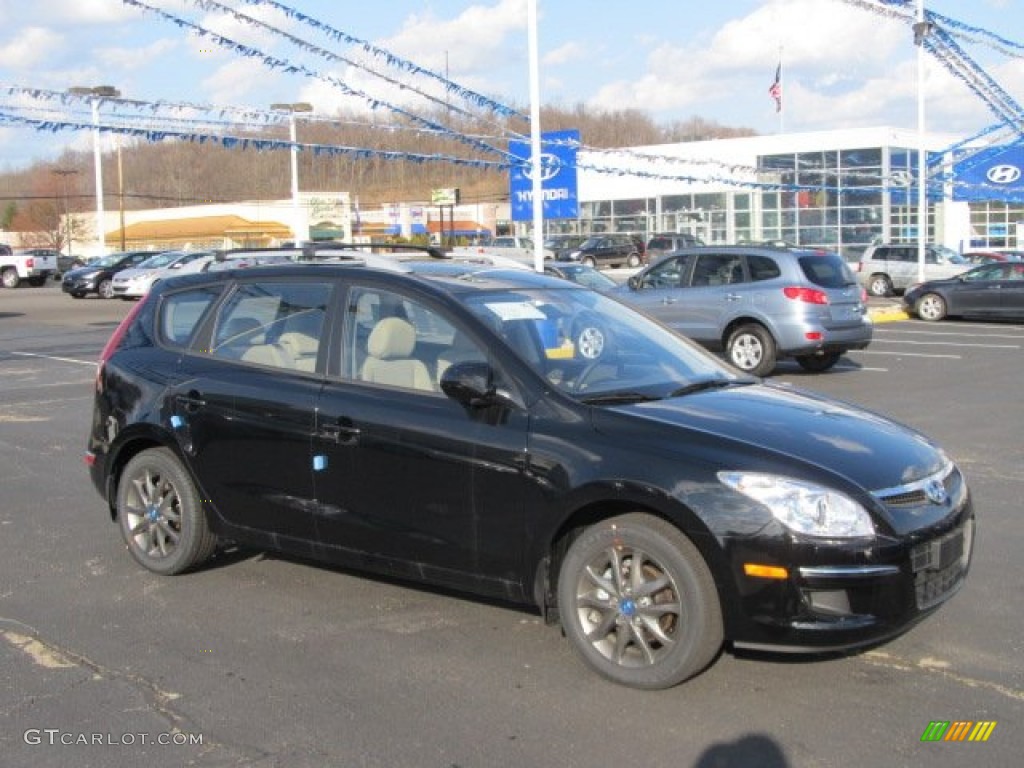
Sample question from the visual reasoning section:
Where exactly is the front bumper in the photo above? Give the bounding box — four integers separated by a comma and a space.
62, 275, 98, 294
725, 467, 973, 652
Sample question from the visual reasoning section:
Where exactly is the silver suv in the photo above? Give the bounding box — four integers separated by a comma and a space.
855, 243, 970, 297
614, 246, 871, 376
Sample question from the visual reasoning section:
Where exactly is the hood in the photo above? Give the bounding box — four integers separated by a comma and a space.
594, 382, 945, 495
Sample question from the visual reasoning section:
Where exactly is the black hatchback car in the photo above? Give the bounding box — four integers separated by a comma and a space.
61, 250, 155, 298
87, 261, 974, 689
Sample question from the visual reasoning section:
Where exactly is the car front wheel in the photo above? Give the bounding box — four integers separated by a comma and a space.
98, 278, 115, 299
626, 252, 641, 268
557, 513, 723, 689
581, 256, 597, 268
915, 293, 947, 321
117, 447, 217, 575
726, 323, 776, 377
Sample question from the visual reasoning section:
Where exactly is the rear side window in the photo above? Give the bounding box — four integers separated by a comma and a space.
209, 280, 332, 371
747, 255, 782, 282
798, 254, 857, 288
160, 286, 223, 348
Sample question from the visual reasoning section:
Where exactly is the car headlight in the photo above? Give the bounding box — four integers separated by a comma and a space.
718, 471, 874, 538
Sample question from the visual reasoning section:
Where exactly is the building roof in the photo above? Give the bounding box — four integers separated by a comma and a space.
109, 214, 291, 242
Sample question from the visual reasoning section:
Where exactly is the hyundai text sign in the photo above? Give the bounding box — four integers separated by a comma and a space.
509, 130, 580, 221
953, 145, 1024, 202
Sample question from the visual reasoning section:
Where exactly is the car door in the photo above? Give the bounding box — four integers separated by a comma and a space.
1000, 263, 1024, 317
676, 252, 749, 343
170, 277, 333, 541
311, 282, 531, 590
622, 253, 695, 329
947, 264, 1006, 316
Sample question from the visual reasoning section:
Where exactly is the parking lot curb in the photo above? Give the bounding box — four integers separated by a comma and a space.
868, 306, 910, 323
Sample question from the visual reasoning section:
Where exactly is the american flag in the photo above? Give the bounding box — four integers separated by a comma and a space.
769, 63, 782, 113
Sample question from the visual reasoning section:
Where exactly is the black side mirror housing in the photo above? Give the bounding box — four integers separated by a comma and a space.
439, 361, 497, 407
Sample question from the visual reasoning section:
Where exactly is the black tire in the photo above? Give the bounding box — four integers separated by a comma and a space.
867, 274, 892, 298
581, 255, 597, 268
795, 351, 841, 372
70, 292, 85, 299
557, 513, 723, 689
97, 278, 115, 299
1, 267, 20, 289
27, 276, 46, 287
915, 292, 947, 322
725, 323, 776, 377
626, 252, 641, 268
117, 447, 217, 575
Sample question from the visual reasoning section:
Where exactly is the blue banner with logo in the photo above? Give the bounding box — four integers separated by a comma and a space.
952, 145, 1024, 202
509, 129, 580, 221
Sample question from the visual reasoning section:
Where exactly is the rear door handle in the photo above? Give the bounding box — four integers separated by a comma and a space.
175, 391, 206, 413
318, 420, 360, 444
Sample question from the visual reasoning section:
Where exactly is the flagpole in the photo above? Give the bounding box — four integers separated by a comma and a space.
778, 46, 784, 134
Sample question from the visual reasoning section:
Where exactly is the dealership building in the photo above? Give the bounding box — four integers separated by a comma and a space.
523, 126, 1024, 259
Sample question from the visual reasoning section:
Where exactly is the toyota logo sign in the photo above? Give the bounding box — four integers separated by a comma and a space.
987, 164, 1022, 185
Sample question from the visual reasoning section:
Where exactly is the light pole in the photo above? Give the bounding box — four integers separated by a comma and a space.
69, 85, 120, 256
271, 102, 313, 243
51, 168, 79, 258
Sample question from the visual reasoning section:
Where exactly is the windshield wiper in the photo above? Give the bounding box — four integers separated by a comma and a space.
578, 391, 663, 405
668, 378, 751, 398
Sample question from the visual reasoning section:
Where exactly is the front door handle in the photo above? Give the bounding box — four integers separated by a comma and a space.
175, 390, 206, 413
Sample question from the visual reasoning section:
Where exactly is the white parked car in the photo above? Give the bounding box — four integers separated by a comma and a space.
112, 250, 218, 299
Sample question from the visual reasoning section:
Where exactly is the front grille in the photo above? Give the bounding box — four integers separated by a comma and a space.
911, 520, 972, 610
876, 464, 959, 508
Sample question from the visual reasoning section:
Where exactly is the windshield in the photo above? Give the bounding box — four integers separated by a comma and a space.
138, 251, 182, 269
462, 286, 743, 400
936, 245, 968, 265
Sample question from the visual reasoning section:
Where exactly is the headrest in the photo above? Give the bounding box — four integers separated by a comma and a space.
367, 318, 416, 360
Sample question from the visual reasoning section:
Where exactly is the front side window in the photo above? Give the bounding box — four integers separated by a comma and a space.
639, 254, 691, 289
209, 280, 331, 371
343, 287, 487, 394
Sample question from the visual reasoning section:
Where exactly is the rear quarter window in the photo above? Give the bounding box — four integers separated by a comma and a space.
798, 254, 857, 288
159, 286, 224, 348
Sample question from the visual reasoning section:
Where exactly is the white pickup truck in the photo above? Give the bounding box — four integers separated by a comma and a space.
0, 247, 58, 288
450, 236, 554, 265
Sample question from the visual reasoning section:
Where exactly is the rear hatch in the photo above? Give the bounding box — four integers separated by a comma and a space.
796, 251, 866, 328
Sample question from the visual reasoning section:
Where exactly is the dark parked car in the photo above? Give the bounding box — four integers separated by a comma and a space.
615, 245, 872, 376
87, 263, 973, 689
645, 232, 705, 262
61, 250, 157, 298
903, 261, 1024, 321
543, 234, 587, 260
564, 233, 642, 268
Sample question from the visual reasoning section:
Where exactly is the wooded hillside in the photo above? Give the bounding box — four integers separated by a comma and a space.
0, 104, 755, 248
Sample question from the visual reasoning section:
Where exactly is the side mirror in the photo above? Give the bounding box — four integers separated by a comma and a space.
627, 275, 641, 290
439, 361, 497, 407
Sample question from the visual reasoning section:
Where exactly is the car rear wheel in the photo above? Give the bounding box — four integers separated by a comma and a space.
98, 278, 115, 299
915, 293, 947, 321
726, 324, 776, 377
867, 274, 892, 297
795, 352, 841, 372
557, 513, 723, 689
1, 268, 20, 289
626, 252, 642, 268
117, 447, 218, 576
581, 256, 597, 268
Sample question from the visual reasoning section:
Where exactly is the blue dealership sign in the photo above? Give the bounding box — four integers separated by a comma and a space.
952, 145, 1024, 202
509, 129, 580, 221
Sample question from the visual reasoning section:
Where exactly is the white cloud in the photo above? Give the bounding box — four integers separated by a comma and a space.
544, 41, 586, 67
0, 26, 63, 70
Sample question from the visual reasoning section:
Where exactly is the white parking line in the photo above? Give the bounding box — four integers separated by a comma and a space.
869, 339, 1019, 349
859, 350, 962, 359
9, 352, 96, 367
875, 328, 1024, 340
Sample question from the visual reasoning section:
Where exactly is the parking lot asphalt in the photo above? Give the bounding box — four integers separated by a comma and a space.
1, 282, 1021, 768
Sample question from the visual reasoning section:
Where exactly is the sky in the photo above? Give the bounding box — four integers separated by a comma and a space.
0, 0, 1021, 171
